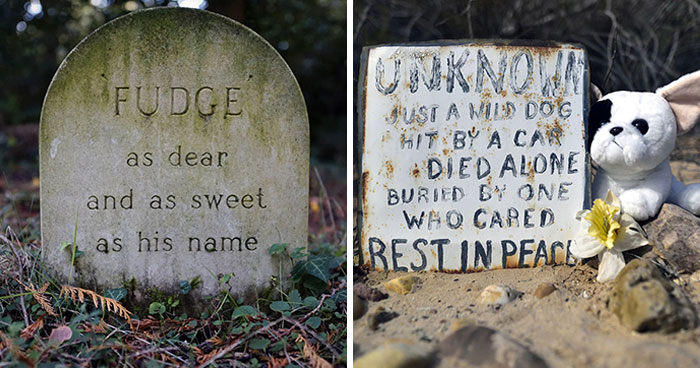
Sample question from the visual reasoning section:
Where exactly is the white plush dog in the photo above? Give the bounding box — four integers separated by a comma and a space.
589, 71, 700, 221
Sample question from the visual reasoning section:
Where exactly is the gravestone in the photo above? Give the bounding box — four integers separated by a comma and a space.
359, 41, 589, 272
40, 8, 308, 301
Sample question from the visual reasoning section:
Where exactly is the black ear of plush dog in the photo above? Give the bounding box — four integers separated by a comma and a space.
588, 99, 613, 149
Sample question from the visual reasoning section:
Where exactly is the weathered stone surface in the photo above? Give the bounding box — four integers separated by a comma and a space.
40, 8, 308, 302
355, 282, 388, 301
355, 343, 432, 368
385, 275, 421, 295
642, 204, 700, 274
533, 283, 556, 299
609, 259, 698, 333
354, 294, 368, 320
435, 325, 549, 368
476, 285, 519, 305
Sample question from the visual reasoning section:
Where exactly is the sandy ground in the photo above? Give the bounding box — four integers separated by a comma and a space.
354, 264, 700, 367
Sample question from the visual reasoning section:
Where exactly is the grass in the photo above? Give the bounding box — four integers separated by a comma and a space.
0, 168, 347, 367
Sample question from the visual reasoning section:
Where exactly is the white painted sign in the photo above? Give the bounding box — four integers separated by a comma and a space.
359, 42, 589, 272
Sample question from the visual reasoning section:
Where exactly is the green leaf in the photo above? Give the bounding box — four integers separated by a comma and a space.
232, 305, 258, 318
269, 243, 289, 255
305, 316, 322, 329
230, 326, 243, 334
104, 288, 127, 301
270, 301, 290, 312
60, 241, 72, 251
331, 289, 346, 304
292, 255, 334, 282
303, 296, 319, 308
268, 339, 286, 353
213, 319, 223, 326
248, 338, 271, 350
290, 247, 307, 259
149, 302, 165, 315
179, 280, 192, 295
288, 289, 302, 304
220, 273, 234, 285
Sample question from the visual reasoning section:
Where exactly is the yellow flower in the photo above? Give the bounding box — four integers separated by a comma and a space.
571, 191, 649, 282
585, 197, 621, 249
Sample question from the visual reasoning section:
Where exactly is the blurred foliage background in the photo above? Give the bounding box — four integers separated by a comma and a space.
0, 0, 346, 179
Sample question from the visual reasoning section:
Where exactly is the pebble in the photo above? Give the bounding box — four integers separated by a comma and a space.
355, 343, 431, 368
355, 282, 388, 301
367, 306, 398, 331
448, 318, 476, 332
476, 284, 518, 305
533, 283, 556, 299
354, 294, 367, 320
385, 275, 421, 295
435, 325, 549, 368
609, 259, 698, 333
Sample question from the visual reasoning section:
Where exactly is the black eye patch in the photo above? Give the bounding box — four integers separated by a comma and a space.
631, 118, 648, 135
588, 99, 613, 148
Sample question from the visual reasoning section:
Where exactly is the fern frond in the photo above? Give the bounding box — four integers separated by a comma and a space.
60, 285, 132, 323
20, 281, 57, 317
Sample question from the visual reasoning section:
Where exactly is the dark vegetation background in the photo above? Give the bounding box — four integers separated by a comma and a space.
352, 0, 700, 257
0, 0, 346, 172
0, 0, 347, 235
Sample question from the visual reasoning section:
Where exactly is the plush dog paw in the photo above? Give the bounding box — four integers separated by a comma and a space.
618, 190, 661, 221
678, 184, 700, 215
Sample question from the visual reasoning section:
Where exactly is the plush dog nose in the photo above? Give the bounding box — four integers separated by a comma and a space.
610, 127, 623, 136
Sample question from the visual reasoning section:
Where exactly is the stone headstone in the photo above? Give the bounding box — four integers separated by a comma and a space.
40, 8, 308, 301
359, 41, 589, 272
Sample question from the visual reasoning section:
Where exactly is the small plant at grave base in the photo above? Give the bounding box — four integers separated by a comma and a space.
0, 225, 347, 366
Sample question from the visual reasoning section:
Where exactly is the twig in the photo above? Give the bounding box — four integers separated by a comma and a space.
1, 230, 29, 327
282, 316, 340, 357
196, 318, 286, 367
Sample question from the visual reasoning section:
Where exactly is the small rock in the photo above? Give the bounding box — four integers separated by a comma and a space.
355, 282, 388, 301
533, 283, 556, 299
609, 259, 698, 333
670, 160, 700, 184
354, 294, 367, 320
642, 203, 700, 274
355, 343, 431, 368
385, 275, 421, 295
367, 306, 398, 331
582, 290, 591, 299
435, 325, 548, 368
449, 318, 477, 332
476, 285, 518, 305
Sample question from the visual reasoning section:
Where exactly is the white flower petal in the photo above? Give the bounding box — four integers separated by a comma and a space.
570, 236, 605, 259
615, 229, 649, 251
605, 190, 621, 209
615, 214, 649, 251
597, 250, 626, 282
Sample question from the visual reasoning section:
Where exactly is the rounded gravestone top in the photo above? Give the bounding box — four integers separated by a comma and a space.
40, 7, 309, 303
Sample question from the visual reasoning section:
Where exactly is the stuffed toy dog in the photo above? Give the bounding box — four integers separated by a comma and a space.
589, 71, 700, 221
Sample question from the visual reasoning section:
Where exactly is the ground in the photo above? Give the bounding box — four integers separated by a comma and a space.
355, 264, 700, 367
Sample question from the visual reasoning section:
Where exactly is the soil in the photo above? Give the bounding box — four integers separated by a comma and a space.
354, 264, 700, 367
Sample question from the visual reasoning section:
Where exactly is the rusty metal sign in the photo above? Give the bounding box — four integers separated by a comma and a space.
359, 41, 590, 272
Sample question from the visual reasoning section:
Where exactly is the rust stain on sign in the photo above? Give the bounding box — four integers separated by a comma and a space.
359, 40, 590, 273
